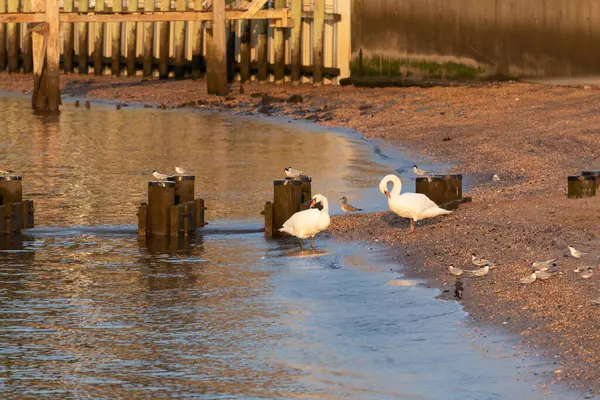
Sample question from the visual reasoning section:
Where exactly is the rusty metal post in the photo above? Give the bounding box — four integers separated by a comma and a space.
273, 179, 303, 235
568, 175, 596, 199
167, 175, 195, 205
0, 175, 23, 205
147, 181, 175, 236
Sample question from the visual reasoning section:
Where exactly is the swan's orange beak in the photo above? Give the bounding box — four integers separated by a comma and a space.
384, 190, 390, 199
309, 200, 316, 208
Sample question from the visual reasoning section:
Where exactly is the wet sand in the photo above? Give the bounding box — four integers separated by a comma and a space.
3, 72, 600, 395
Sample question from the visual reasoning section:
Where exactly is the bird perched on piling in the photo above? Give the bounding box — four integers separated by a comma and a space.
413, 165, 432, 176
175, 166, 192, 175
152, 170, 169, 180
284, 167, 306, 180
340, 196, 362, 213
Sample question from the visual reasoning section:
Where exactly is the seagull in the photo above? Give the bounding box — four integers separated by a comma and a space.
152, 170, 169, 180
580, 267, 593, 279
284, 167, 305, 179
448, 265, 464, 277
492, 174, 500, 182
534, 270, 555, 280
469, 266, 489, 277
568, 246, 587, 258
340, 196, 362, 213
413, 165, 432, 176
175, 166, 192, 174
532, 258, 558, 271
472, 254, 496, 268
520, 273, 537, 284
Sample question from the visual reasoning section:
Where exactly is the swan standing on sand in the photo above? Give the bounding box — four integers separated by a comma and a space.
279, 194, 330, 250
379, 174, 452, 233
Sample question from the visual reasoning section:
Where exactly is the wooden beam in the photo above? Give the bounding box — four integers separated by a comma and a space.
7, 0, 18, 72
46, 0, 61, 111
93, 0, 105, 75
238, 18, 250, 82
143, 0, 154, 77
191, 0, 204, 79
63, 0, 74, 72
0, 13, 46, 23
0, 0, 7, 71
158, 0, 169, 79
336, 0, 350, 80
273, 0, 284, 84
206, 0, 227, 95
22, 0, 33, 73
78, 0, 88, 74
242, 0, 268, 18
312, 0, 324, 86
290, 0, 301, 84
126, 0, 138, 76
110, 0, 121, 76
174, 0, 186, 79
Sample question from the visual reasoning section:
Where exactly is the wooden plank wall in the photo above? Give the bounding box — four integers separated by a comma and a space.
0, 0, 350, 84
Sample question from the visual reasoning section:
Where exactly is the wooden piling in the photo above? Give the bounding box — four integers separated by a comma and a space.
143, 0, 155, 78
63, 0, 74, 72
6, 0, 18, 72
167, 175, 195, 205
111, 0, 122, 76
147, 181, 175, 236
312, 0, 325, 85
272, 179, 303, 236
568, 175, 596, 199
0, 206, 5, 233
21, 0, 33, 73
256, 19, 268, 83
93, 0, 105, 76
206, 0, 228, 96
301, 176, 312, 203
138, 203, 147, 236
415, 176, 446, 206
0, 176, 22, 204
239, 19, 251, 83
582, 170, 600, 191
273, 0, 285, 84
44, 0, 61, 112
182, 201, 196, 235
21, 200, 34, 229
158, 0, 169, 79
5, 203, 22, 233
174, 0, 187, 79
78, 0, 89, 74
264, 201, 273, 236
195, 198, 205, 228
126, 0, 138, 76
0, 0, 5, 71
226, 21, 236, 83
191, 0, 204, 80
290, 0, 302, 84
170, 204, 183, 236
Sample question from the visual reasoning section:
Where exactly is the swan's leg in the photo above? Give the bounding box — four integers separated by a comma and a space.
409, 220, 416, 233
299, 239, 303, 250
310, 236, 315, 249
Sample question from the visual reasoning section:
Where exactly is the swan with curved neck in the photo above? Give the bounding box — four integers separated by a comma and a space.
379, 174, 452, 233
278, 194, 330, 250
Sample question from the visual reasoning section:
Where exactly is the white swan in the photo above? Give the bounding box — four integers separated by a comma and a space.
379, 174, 452, 233
278, 194, 330, 250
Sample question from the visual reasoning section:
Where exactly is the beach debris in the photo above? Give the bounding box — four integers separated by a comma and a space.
84, 100, 91, 109
568, 246, 587, 258
448, 265, 464, 277
520, 273, 537, 284
175, 166, 192, 174
534, 270, 555, 280
340, 196, 362, 213
74, 100, 80, 108
532, 258, 558, 271
284, 167, 305, 180
412, 164, 431, 176
116, 104, 121, 110
152, 170, 169, 180
454, 279, 464, 300
472, 254, 496, 268
468, 266, 489, 277
580, 268, 593, 279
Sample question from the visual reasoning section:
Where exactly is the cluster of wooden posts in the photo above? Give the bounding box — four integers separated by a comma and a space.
0, 0, 349, 113
138, 175, 206, 237
568, 171, 600, 198
0, 175, 35, 234
263, 176, 311, 236
415, 174, 468, 210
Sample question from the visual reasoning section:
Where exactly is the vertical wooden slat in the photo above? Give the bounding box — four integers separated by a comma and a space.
111, 0, 122, 76
21, 0, 32, 73
191, 0, 204, 79
256, 19, 268, 82
206, 0, 227, 95
312, 0, 325, 85
46, 0, 61, 111
78, 0, 89, 74
336, 0, 350, 80
158, 0, 169, 79
63, 0, 74, 72
290, 0, 302, 84
0, 0, 6, 71
273, 0, 285, 83
174, 0, 186, 79
143, 0, 155, 77
239, 19, 251, 82
93, 0, 105, 75
226, 21, 235, 82
7, 0, 18, 72
126, 0, 138, 76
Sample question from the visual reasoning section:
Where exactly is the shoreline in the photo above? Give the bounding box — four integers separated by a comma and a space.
3, 72, 600, 395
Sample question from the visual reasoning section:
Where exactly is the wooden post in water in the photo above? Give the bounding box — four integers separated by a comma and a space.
195, 198, 206, 228
167, 175, 195, 205
147, 181, 175, 236
239, 19, 251, 83
93, 0, 105, 75
312, 0, 324, 85
126, 0, 138, 76
191, 0, 204, 79
273, 0, 285, 84
0, 176, 23, 204
264, 201, 273, 236
206, 0, 228, 96
111, 0, 122, 76
21, 200, 34, 229
0, 0, 6, 71
174, 0, 187, 79
143, 0, 155, 78
256, 18, 268, 83
32, 0, 61, 113
22, 0, 33, 73
78, 0, 89, 74
7, 0, 18, 72
63, 0, 74, 72
158, 0, 169, 79
272, 179, 302, 236
568, 175, 596, 199
137, 203, 147, 236
290, 0, 301, 84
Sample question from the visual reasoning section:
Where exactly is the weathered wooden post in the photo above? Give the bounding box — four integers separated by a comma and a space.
167, 175, 195, 205
415, 176, 446, 206
21, 200, 34, 229
147, 181, 175, 236
111, 0, 122, 76
137, 203, 147, 236
272, 179, 303, 236
93, 0, 105, 75
191, 0, 204, 80
143, 0, 154, 78
78, 0, 89, 74
158, 0, 170, 79
312, 0, 325, 85
226, 21, 236, 83
206, 0, 228, 95
195, 198, 206, 228
174, 0, 187, 79
439, 174, 462, 210
568, 175, 596, 199
264, 201, 274, 236
0, 206, 6, 233
126, 0, 138, 76
7, 0, 18, 72
290, 0, 302, 84
22, 0, 33, 73
256, 18, 268, 83
273, 0, 285, 84
239, 19, 251, 83
5, 203, 22, 233
63, 0, 75, 72
582, 170, 600, 191
0, 175, 23, 205
0, 0, 6, 71
170, 203, 184, 236
301, 176, 312, 203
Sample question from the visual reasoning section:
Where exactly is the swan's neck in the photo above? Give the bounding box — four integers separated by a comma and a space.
388, 175, 402, 196
320, 198, 329, 211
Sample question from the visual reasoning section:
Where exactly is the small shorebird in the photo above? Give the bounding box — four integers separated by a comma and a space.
573, 266, 593, 273
175, 166, 192, 174
413, 165, 432, 176
532, 258, 558, 271
580, 267, 593, 279
448, 265, 464, 277
472, 254, 496, 268
492, 174, 500, 182
469, 266, 489, 277
0, 169, 14, 175
284, 167, 305, 179
152, 170, 169, 180
568, 246, 587, 258
520, 273, 537, 284
340, 196, 362, 213
534, 270, 555, 280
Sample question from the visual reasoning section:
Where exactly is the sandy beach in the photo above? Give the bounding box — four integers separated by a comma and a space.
2, 72, 600, 395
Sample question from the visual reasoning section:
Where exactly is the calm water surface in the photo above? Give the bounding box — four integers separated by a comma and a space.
0, 95, 583, 399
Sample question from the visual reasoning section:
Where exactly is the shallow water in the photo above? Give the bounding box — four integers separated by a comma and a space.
0, 95, 582, 399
